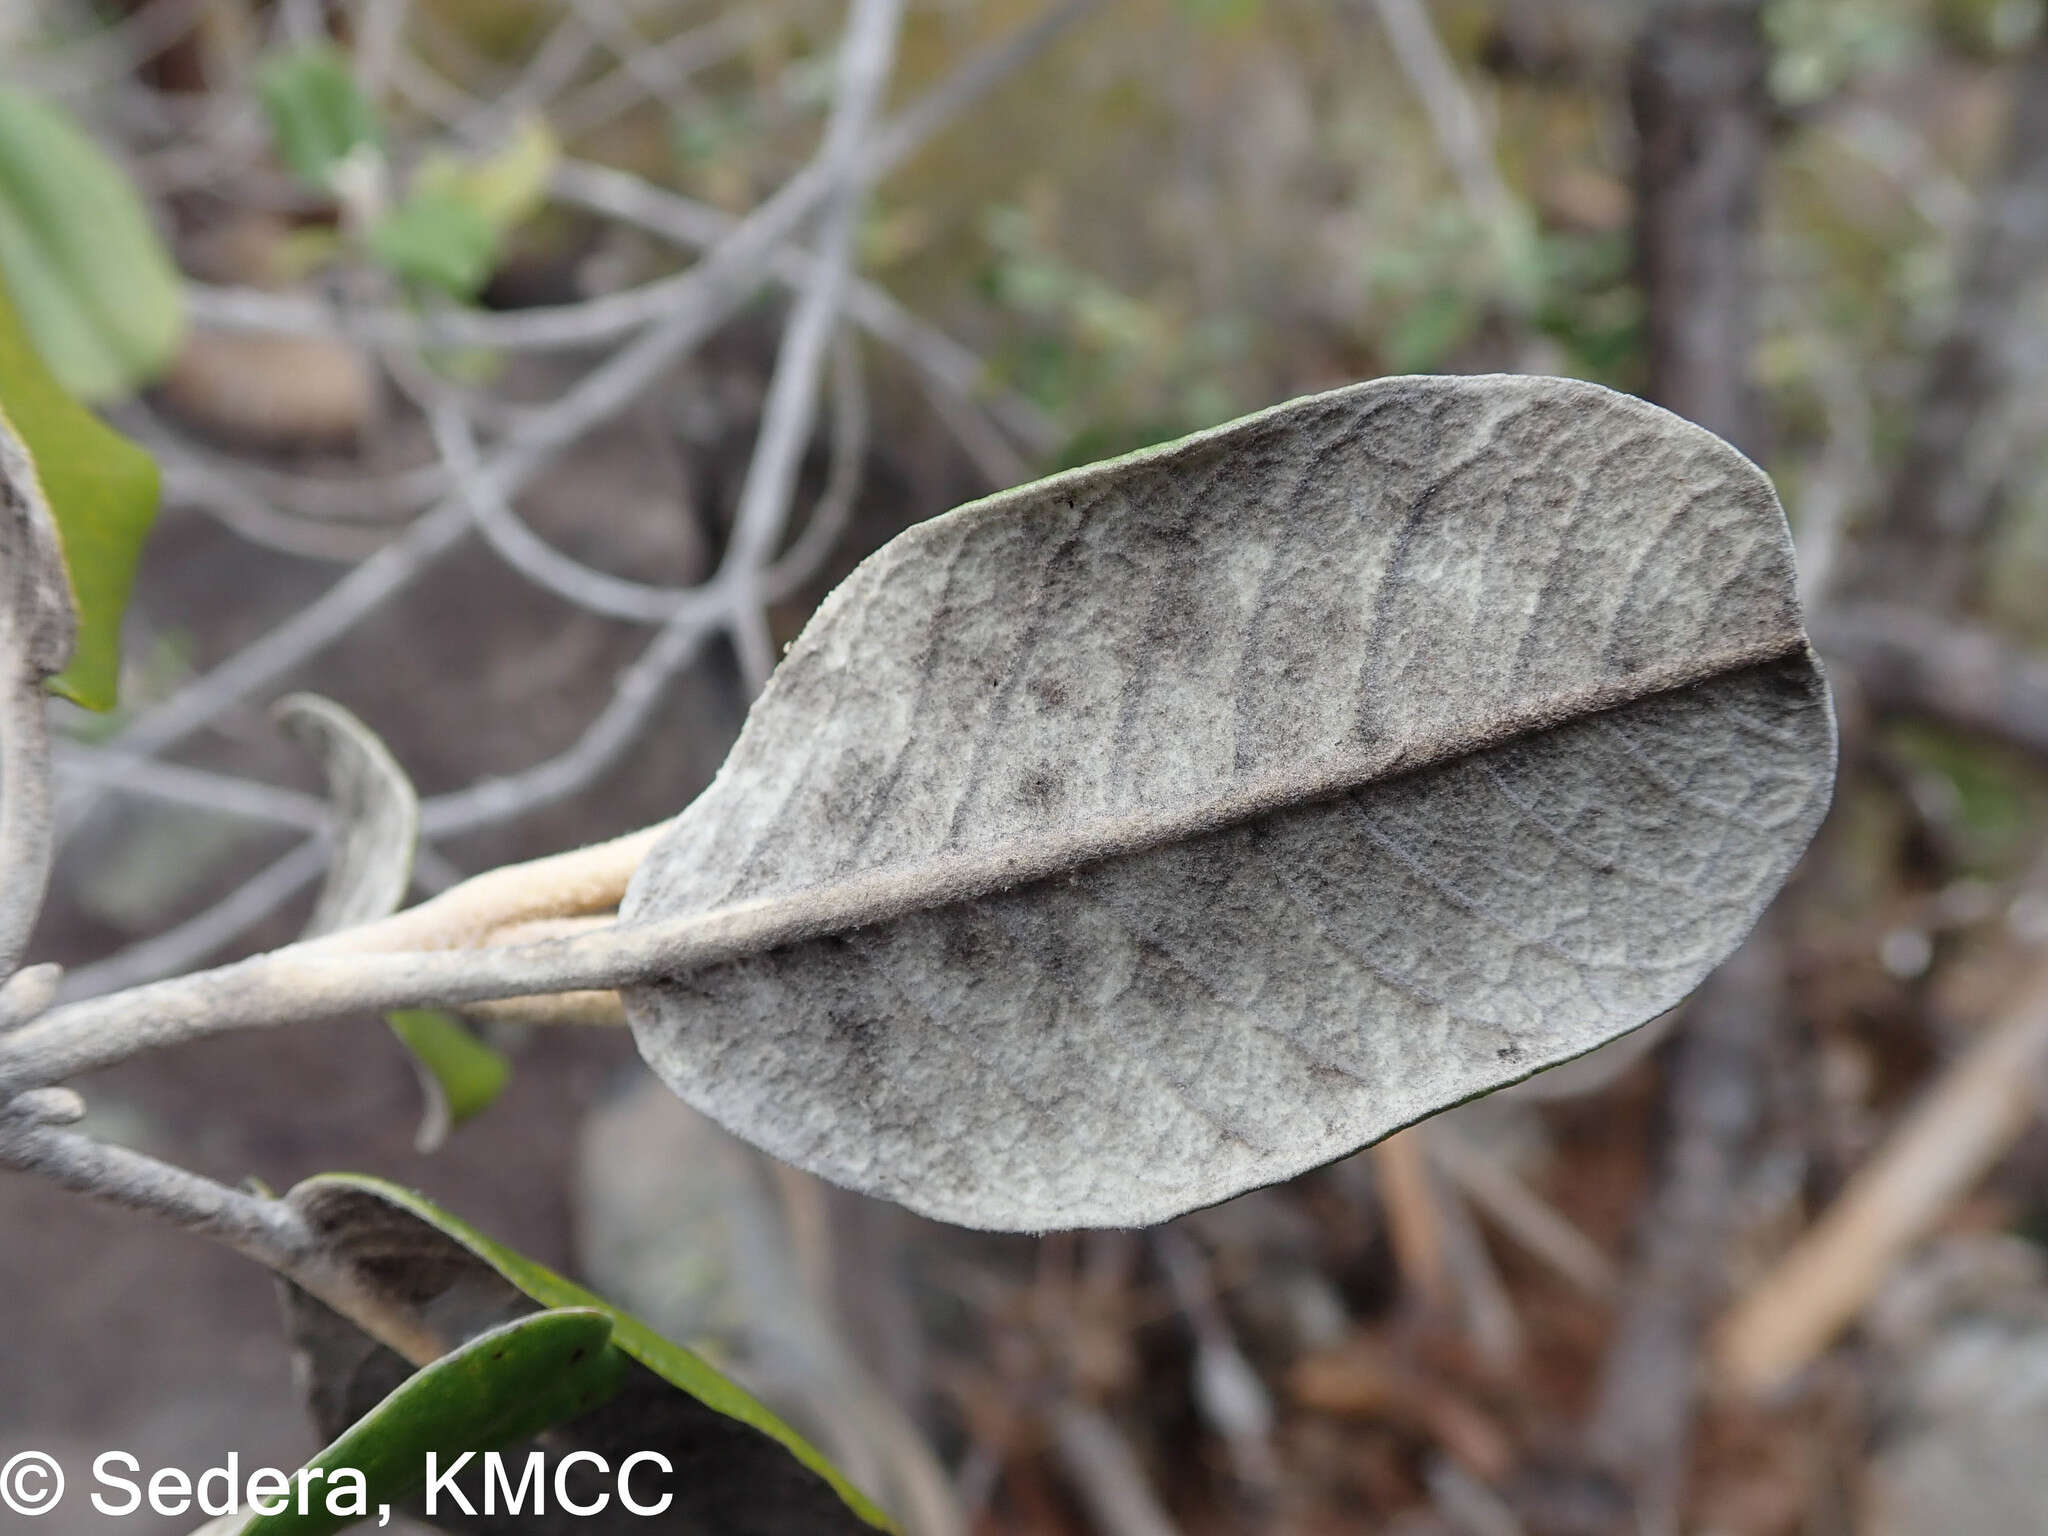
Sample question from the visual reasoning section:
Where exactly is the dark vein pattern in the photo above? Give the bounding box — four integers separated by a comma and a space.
622, 375, 1836, 1230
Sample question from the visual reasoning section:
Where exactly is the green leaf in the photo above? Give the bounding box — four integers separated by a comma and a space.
0, 277, 158, 709
0, 89, 186, 401
256, 42, 381, 190
385, 1010, 510, 1151
368, 189, 500, 297
238, 1309, 625, 1536
414, 114, 559, 231
281, 1174, 895, 1532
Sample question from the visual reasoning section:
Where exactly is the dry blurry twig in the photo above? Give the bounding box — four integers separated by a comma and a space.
1714, 955, 2048, 1396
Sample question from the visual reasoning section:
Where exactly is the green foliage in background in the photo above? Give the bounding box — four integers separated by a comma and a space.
0, 277, 159, 709
257, 41, 382, 188
0, 89, 185, 403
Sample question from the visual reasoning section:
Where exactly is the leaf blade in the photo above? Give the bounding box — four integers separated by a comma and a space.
385, 1009, 510, 1151
619, 373, 1837, 1230
0, 276, 159, 710
283, 1173, 895, 1532
238, 1309, 625, 1536
274, 692, 419, 937
255, 43, 381, 190
0, 88, 186, 402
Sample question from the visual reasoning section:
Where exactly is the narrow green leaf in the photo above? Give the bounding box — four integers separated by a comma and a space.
256, 42, 381, 190
0, 277, 158, 709
284, 1174, 896, 1531
368, 189, 499, 297
385, 1009, 510, 1151
0, 89, 185, 401
238, 1309, 626, 1536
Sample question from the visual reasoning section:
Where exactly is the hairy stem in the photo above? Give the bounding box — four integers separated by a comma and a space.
0, 1118, 448, 1364
0, 676, 53, 978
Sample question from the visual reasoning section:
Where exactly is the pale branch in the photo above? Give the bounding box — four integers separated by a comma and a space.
55, 838, 330, 1003
1816, 605, 2048, 759
351, 0, 411, 104
0, 1086, 84, 1124
462, 990, 628, 1029
124, 411, 448, 526
559, 0, 709, 121
158, 452, 396, 563
429, 393, 723, 625
488, 5, 599, 130
1427, 1119, 1618, 1300
56, 822, 653, 1004
0, 963, 60, 1032
0, 1116, 449, 1367
55, 500, 471, 830
180, 0, 1107, 357
56, 745, 332, 830
1049, 1403, 1185, 1536
551, 8, 772, 139
1369, 0, 1515, 234
62, 125, 846, 832
548, 157, 1058, 456
765, 333, 872, 604
0, 676, 55, 979
722, 0, 906, 686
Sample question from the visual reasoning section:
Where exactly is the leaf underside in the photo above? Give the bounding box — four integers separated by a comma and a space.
275, 692, 419, 938
621, 374, 1837, 1231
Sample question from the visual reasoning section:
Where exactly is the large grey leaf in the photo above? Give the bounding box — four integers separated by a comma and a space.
621, 374, 1837, 1231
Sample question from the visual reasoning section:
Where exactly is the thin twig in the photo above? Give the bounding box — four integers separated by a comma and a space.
1369, 0, 1514, 230
551, 7, 771, 139
182, 0, 1107, 356
0, 1116, 447, 1365
1714, 955, 2048, 1396
1374, 1128, 1452, 1312
56, 746, 331, 830
548, 158, 1058, 457
1429, 1120, 1618, 1301
55, 838, 331, 1003
1817, 605, 2048, 760
1048, 1402, 1185, 1536
766, 331, 872, 603
429, 394, 721, 625
721, 0, 906, 687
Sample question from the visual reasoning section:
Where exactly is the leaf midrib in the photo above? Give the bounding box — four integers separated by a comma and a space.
620, 628, 1812, 977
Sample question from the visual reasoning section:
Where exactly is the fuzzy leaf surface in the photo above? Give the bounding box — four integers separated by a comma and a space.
621, 374, 1837, 1231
